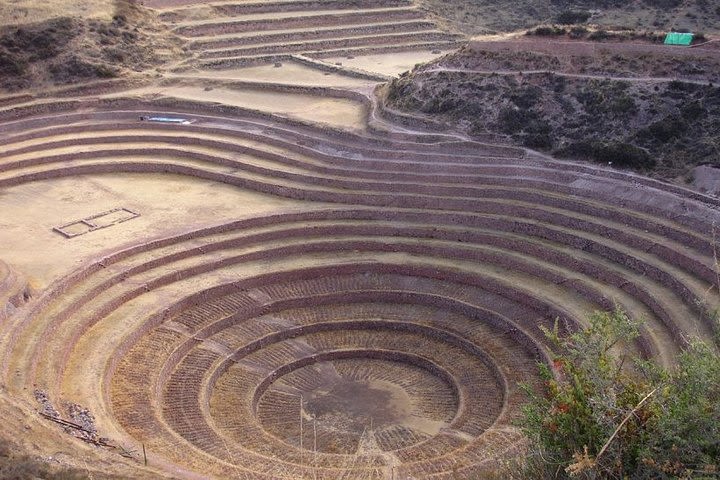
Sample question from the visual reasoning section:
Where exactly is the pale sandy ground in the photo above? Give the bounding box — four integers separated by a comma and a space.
177, 62, 376, 88
114, 85, 369, 130
0, 173, 304, 289
325, 50, 453, 76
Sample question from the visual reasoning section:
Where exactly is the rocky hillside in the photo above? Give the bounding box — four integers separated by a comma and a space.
418, 0, 720, 35
384, 41, 720, 181
0, 1, 182, 91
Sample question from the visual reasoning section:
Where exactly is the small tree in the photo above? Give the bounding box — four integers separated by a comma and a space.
518, 308, 720, 479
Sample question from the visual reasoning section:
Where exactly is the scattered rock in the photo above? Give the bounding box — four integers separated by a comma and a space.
34, 389, 60, 419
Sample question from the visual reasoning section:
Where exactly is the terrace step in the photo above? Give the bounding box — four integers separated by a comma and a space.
110, 275, 542, 474
187, 20, 440, 51
173, 8, 426, 38
197, 31, 461, 59
0, 133, 715, 265
1, 97, 719, 479
198, 41, 464, 68
9, 218, 704, 404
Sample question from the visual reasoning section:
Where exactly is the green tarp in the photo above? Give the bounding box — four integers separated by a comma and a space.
664, 32, 694, 46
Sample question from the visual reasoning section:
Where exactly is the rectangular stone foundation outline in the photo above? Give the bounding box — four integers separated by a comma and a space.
53, 208, 140, 238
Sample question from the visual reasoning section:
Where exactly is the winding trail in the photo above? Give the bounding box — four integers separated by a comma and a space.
423, 67, 717, 85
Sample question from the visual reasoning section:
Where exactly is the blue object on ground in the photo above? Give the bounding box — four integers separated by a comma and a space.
148, 117, 189, 124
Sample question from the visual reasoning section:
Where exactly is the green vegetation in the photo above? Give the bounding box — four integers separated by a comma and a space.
514, 309, 719, 479
557, 141, 655, 170
0, 17, 77, 61
49, 56, 118, 83
526, 25, 667, 44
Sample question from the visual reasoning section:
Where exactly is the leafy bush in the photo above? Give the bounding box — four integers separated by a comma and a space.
498, 107, 531, 134
522, 132, 554, 149
0, 17, 77, 61
509, 85, 543, 109
0, 50, 26, 76
49, 56, 117, 82
517, 309, 720, 479
558, 141, 655, 169
588, 30, 611, 41
574, 81, 634, 116
569, 26, 589, 38
638, 114, 688, 143
681, 101, 706, 120
643, 0, 683, 7
421, 97, 458, 114
529, 26, 568, 36
497, 105, 550, 135
556, 10, 592, 25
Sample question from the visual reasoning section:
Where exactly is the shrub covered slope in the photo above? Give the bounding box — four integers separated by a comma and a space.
0, 1, 181, 91
515, 309, 719, 479
385, 45, 720, 179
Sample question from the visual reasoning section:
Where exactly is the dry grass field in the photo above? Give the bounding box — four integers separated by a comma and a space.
0, 0, 115, 26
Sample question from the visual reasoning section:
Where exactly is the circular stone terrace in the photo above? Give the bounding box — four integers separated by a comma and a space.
0, 1, 719, 479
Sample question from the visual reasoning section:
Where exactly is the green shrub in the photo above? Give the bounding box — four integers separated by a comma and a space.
556, 10, 592, 25
0, 50, 26, 76
522, 132, 554, 149
509, 85, 542, 109
588, 30, 611, 41
529, 26, 568, 36
0, 17, 77, 61
517, 309, 720, 479
680, 101, 706, 120
643, 0, 683, 7
558, 141, 655, 169
498, 107, 531, 134
420, 97, 458, 114
638, 114, 688, 143
569, 26, 589, 38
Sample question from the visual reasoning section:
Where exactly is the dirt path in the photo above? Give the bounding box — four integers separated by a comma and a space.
424, 66, 716, 85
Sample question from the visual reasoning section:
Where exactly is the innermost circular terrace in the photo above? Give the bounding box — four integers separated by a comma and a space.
256, 355, 460, 454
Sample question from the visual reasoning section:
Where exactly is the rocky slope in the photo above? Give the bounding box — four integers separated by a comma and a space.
419, 0, 720, 35
384, 40, 720, 180
0, 1, 182, 92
